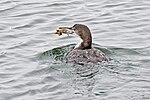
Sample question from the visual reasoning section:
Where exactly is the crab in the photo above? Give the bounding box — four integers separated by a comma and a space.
55, 27, 73, 36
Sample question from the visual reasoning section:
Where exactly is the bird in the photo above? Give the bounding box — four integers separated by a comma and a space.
65, 24, 110, 65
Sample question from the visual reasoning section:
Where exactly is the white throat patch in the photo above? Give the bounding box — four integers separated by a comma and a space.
74, 38, 83, 49
75, 42, 81, 49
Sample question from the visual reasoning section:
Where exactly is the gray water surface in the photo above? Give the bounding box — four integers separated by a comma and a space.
0, 0, 150, 100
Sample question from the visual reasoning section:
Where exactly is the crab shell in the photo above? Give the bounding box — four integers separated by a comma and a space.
55, 28, 70, 36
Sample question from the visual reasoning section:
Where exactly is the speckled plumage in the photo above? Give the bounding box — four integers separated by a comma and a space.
66, 48, 110, 65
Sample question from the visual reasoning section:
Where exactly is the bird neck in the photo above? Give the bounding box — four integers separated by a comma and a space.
74, 29, 92, 50
74, 39, 92, 50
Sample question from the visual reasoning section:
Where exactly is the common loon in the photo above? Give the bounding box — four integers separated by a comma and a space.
65, 24, 110, 65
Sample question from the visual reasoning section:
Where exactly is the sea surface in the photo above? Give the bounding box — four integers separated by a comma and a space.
0, 0, 150, 100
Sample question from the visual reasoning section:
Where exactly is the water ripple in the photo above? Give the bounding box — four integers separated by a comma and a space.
0, 0, 150, 100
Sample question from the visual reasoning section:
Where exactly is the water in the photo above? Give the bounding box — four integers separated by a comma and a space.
0, 0, 150, 100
